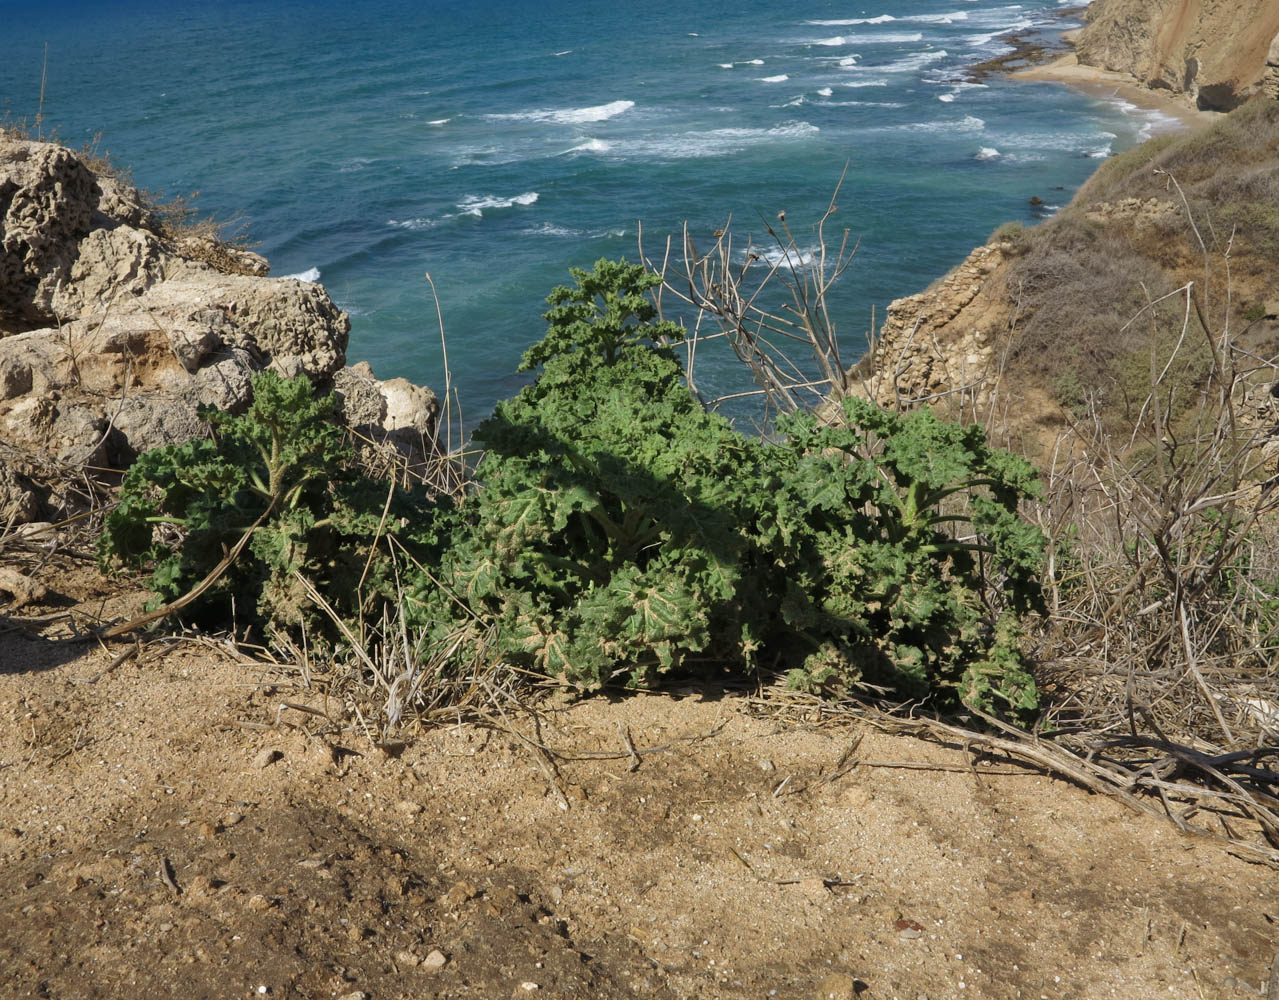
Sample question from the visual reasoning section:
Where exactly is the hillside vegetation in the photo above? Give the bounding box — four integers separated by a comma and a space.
999, 96, 1279, 440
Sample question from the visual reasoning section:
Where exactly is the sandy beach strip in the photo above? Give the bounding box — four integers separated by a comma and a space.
1014, 53, 1220, 131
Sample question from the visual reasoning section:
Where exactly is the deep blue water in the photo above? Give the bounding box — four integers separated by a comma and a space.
0, 0, 1184, 422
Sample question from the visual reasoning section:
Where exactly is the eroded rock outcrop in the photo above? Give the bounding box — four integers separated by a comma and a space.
0, 130, 439, 521
1075, 0, 1279, 110
855, 243, 1008, 413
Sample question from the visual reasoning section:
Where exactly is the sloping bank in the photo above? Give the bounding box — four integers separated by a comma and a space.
852, 93, 1279, 463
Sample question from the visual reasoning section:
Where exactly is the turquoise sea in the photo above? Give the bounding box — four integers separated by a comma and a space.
0, 0, 1184, 421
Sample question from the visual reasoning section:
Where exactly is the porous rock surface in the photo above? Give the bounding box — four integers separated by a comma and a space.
0, 130, 437, 522
853, 243, 1007, 413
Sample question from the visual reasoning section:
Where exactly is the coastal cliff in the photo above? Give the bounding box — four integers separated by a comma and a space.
856, 97, 1279, 459
0, 130, 439, 525
1074, 0, 1279, 109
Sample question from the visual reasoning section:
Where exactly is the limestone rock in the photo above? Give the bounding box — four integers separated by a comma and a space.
0, 567, 47, 608
851, 242, 1006, 413
332, 361, 440, 472
0, 128, 434, 524
0, 140, 99, 327
0, 462, 42, 524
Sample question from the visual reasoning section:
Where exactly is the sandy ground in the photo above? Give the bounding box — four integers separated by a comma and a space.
1013, 54, 1221, 131
2, 547, 1278, 1000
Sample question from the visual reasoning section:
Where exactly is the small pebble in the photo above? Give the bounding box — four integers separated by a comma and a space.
396, 800, 423, 815
253, 748, 281, 769
894, 918, 924, 939
335, 993, 368, 1000
815, 972, 855, 1000
442, 880, 478, 907
422, 949, 448, 971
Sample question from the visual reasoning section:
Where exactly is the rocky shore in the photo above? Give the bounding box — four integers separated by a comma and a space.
0, 129, 440, 525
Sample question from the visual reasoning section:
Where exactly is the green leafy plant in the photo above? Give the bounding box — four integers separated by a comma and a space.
99, 371, 451, 631
408, 259, 762, 689
412, 259, 1046, 713
102, 260, 1047, 718
753, 398, 1044, 711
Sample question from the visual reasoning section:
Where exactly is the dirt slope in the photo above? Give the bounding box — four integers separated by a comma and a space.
2, 563, 1276, 1000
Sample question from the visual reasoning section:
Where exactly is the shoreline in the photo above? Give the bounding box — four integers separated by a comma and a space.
1012, 53, 1221, 132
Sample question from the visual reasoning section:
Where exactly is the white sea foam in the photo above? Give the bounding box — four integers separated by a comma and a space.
553, 49, 572, 56
387, 218, 436, 231
964, 13, 1034, 45
718, 62, 734, 68
456, 192, 539, 217
908, 10, 970, 22
879, 49, 949, 73
893, 114, 985, 133
636, 121, 820, 159
744, 58, 765, 65
489, 100, 635, 125
822, 100, 906, 108
816, 87, 833, 97
744, 244, 818, 268
809, 9, 968, 24
567, 138, 613, 154
838, 55, 859, 67
813, 31, 923, 44
807, 14, 896, 25
337, 157, 375, 173
759, 74, 789, 82
938, 93, 956, 102
591, 227, 627, 239
522, 222, 579, 237
427, 118, 451, 126
841, 79, 889, 88
283, 267, 321, 282
975, 147, 1001, 160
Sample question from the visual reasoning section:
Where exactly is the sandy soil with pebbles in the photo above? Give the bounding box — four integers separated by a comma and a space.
1, 554, 1277, 1000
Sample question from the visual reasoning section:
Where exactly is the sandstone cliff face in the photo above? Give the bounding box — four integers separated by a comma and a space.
1075, 0, 1279, 109
0, 130, 438, 525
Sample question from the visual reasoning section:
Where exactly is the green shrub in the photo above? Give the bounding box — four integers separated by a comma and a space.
99, 371, 454, 632
102, 260, 1048, 717
407, 259, 759, 689
757, 398, 1044, 711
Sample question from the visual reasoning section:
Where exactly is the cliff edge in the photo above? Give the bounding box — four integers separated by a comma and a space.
1074, 0, 1279, 110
